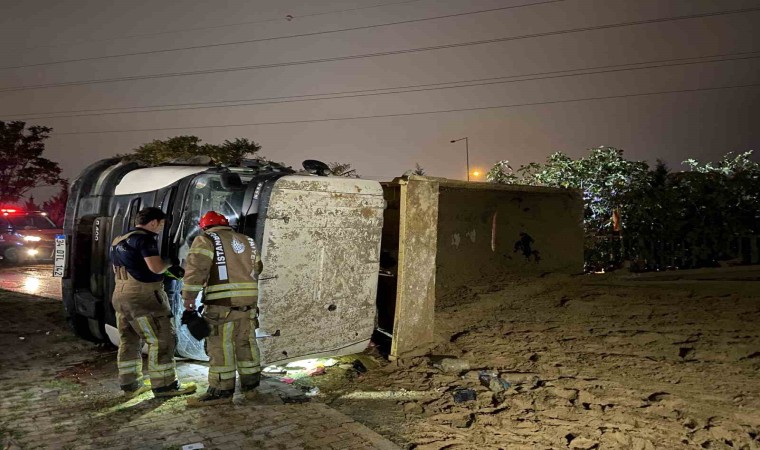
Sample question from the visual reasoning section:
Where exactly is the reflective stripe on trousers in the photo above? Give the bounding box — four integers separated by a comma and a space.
134, 316, 177, 386
204, 306, 261, 390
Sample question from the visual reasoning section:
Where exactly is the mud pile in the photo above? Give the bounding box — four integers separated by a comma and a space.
331, 271, 760, 449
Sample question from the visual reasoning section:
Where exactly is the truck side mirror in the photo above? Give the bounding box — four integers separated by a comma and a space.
220, 173, 244, 191
302, 160, 331, 176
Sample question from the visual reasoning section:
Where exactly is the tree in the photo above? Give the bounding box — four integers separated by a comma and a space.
488, 147, 650, 234
23, 196, 39, 211
127, 136, 261, 166
42, 180, 69, 227
327, 162, 359, 178
487, 147, 760, 271
486, 160, 517, 184
413, 163, 426, 176
0, 121, 62, 203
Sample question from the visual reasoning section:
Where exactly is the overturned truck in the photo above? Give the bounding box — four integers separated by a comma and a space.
57, 158, 385, 365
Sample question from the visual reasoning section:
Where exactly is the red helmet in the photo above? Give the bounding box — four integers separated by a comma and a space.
199, 211, 229, 229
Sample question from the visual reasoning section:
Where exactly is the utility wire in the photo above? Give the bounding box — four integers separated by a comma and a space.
53, 82, 760, 136
10, 51, 759, 120
17, 0, 429, 51
1, 6, 758, 93
0, 0, 565, 70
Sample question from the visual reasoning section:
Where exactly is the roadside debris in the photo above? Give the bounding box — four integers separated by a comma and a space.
307, 366, 326, 376
279, 394, 310, 404
478, 370, 510, 392
322, 358, 339, 367
340, 389, 438, 400
452, 388, 477, 403
431, 356, 470, 374
263, 366, 286, 375
352, 360, 367, 374
181, 444, 205, 450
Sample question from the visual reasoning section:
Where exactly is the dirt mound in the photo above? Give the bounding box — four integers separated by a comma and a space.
330, 271, 760, 449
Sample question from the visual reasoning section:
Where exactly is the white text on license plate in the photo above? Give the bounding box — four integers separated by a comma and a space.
53, 235, 66, 277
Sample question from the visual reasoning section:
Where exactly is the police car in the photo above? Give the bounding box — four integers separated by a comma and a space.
0, 207, 62, 264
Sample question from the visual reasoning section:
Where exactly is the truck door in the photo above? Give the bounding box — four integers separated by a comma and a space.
256, 175, 385, 366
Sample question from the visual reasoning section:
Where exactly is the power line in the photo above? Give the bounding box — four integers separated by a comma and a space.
0, 0, 565, 70
2, 6, 758, 93
10, 51, 759, 120
53, 82, 760, 135
17, 0, 428, 51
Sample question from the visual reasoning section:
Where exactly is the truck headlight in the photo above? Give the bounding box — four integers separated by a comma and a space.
23, 235, 42, 242
26, 249, 39, 256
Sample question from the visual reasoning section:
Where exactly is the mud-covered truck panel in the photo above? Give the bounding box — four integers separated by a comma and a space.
256, 176, 385, 365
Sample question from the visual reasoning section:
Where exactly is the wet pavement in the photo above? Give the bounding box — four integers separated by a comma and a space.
0, 264, 401, 449
0, 288, 400, 449
0, 263, 60, 300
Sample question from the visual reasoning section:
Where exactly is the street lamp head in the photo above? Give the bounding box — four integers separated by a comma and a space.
450, 140, 456, 143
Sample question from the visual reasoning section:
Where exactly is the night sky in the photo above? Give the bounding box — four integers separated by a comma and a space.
1, 0, 758, 200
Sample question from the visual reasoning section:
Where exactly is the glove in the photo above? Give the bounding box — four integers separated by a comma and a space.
164, 265, 185, 280
181, 309, 210, 340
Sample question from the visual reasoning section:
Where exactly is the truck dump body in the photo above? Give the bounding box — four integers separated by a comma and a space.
257, 176, 384, 365
59, 159, 384, 363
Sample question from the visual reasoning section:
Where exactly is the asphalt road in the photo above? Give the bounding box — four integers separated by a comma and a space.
0, 263, 60, 300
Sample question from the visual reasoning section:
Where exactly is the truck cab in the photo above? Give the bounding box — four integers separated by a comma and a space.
0, 208, 62, 264
58, 158, 385, 364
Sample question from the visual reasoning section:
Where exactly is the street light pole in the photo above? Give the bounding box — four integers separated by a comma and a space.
465, 137, 470, 181
450, 137, 470, 181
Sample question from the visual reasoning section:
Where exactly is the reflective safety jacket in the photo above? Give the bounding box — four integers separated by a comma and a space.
181, 225, 262, 307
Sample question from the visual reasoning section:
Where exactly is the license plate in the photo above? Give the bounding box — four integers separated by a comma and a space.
53, 234, 67, 277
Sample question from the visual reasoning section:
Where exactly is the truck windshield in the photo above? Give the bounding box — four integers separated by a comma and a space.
7, 214, 58, 230
179, 173, 252, 249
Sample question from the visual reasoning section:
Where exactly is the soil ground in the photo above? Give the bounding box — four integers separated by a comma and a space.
322, 268, 760, 449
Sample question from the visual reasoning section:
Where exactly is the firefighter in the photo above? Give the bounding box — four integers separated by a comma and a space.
183, 211, 263, 407
111, 207, 197, 399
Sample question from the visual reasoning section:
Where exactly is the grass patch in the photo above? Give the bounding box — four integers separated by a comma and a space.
42, 379, 80, 392
0, 424, 27, 441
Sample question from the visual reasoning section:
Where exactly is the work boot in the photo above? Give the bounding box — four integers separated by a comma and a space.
242, 390, 259, 401
121, 380, 151, 399
186, 388, 234, 407
152, 381, 197, 398
241, 373, 261, 401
